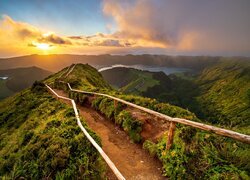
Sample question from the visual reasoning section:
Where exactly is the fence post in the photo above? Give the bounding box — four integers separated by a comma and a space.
166, 122, 176, 150
114, 100, 118, 108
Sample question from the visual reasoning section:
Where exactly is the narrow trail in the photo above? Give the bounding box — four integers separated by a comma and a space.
54, 89, 165, 180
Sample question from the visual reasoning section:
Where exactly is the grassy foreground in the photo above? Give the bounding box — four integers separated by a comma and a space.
0, 82, 105, 179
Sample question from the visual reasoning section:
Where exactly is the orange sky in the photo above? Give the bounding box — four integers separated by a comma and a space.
0, 0, 250, 57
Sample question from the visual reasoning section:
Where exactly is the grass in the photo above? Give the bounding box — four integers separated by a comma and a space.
6, 63, 247, 179
0, 81, 106, 179
53, 63, 250, 179
0, 79, 14, 100
121, 69, 159, 94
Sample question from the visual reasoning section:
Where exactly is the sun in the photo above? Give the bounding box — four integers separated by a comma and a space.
36, 43, 50, 50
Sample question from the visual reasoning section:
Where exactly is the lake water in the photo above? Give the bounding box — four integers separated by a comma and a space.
0, 77, 8, 80
98, 64, 190, 75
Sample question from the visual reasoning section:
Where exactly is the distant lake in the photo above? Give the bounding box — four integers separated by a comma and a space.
98, 64, 190, 75
0, 76, 8, 80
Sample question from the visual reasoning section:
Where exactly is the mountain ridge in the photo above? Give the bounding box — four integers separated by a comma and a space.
2, 54, 249, 72
0, 63, 249, 179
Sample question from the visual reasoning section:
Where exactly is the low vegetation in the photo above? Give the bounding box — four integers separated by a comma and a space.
0, 81, 105, 179
53, 64, 250, 179
1, 62, 249, 179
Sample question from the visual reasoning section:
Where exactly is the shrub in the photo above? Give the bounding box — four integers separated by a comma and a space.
117, 110, 143, 143
143, 140, 157, 157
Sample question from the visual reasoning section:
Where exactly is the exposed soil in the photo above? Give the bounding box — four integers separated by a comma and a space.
125, 107, 170, 143
53, 89, 167, 180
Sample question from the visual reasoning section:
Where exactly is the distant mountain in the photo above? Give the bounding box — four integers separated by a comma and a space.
101, 67, 175, 99
0, 66, 52, 100
0, 54, 241, 72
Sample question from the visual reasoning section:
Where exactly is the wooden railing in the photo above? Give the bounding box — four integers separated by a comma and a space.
60, 81, 250, 145
46, 84, 125, 180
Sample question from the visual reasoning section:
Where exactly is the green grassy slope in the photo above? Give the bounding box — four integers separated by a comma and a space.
50, 64, 111, 92
1, 63, 249, 179
0, 82, 105, 179
0, 66, 52, 100
55, 64, 250, 179
101, 67, 175, 100
0, 80, 14, 100
195, 59, 250, 129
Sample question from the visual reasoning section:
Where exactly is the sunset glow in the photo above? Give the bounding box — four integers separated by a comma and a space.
0, 0, 250, 57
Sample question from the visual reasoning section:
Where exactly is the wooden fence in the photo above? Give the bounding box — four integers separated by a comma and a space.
62, 81, 250, 145
46, 84, 125, 180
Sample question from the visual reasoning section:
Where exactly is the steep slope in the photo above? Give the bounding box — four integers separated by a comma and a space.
102, 60, 250, 130
49, 64, 111, 92
0, 83, 105, 178
1, 63, 249, 179
101, 67, 162, 94
101, 67, 194, 105
195, 59, 250, 128
54, 64, 250, 179
0, 66, 52, 100
0, 79, 14, 100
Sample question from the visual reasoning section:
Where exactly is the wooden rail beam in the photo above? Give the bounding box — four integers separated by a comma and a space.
64, 82, 250, 144
45, 84, 125, 180
114, 100, 118, 108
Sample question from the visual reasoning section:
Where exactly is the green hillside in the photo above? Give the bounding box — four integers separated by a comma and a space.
1, 63, 249, 179
101, 67, 160, 94
47, 64, 111, 92
0, 83, 105, 178
102, 60, 250, 131
0, 66, 52, 100
56, 64, 249, 179
101, 67, 177, 102
195, 60, 250, 128
0, 79, 14, 100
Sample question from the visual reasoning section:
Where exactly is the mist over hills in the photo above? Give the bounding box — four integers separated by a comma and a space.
1, 54, 248, 72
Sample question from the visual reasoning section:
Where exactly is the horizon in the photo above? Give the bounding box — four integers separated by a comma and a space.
0, 0, 250, 57
1, 53, 250, 60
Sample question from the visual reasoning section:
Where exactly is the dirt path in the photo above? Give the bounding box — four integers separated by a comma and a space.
54, 89, 165, 180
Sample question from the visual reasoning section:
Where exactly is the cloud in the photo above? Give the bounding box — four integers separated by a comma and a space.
38, 34, 72, 45
103, 0, 250, 55
0, 15, 137, 50
1, 0, 250, 57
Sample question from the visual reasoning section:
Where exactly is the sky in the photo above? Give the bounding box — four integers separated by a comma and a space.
0, 0, 250, 57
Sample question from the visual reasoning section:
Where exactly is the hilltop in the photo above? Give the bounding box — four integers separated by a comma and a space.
101, 67, 174, 99
0, 66, 52, 100
0, 63, 249, 179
